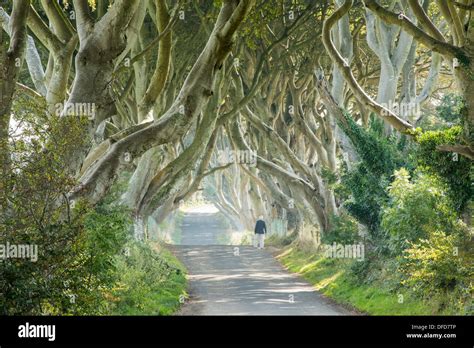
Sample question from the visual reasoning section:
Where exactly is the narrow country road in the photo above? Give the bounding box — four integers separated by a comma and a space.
171, 210, 351, 315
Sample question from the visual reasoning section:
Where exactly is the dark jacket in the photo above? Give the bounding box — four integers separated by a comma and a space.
254, 220, 267, 234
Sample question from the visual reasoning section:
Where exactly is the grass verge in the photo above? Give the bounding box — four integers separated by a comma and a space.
276, 246, 465, 315
107, 241, 187, 315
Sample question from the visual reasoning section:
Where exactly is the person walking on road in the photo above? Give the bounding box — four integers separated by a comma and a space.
254, 215, 267, 249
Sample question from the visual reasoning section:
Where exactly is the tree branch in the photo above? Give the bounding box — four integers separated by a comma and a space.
364, 0, 468, 62
323, 0, 414, 132
138, 0, 173, 115
40, 0, 75, 41
27, 5, 62, 52
72, 0, 93, 40
407, 0, 446, 42
437, 144, 474, 160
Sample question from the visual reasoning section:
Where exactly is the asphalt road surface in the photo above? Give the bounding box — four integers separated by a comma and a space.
171, 210, 351, 315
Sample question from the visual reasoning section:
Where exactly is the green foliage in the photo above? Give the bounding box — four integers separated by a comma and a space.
239, 0, 319, 50
381, 169, 465, 254
400, 231, 465, 291
348, 257, 373, 285
0, 95, 92, 315
0, 95, 185, 315
399, 231, 473, 313
341, 113, 409, 176
321, 165, 338, 186
322, 213, 359, 245
436, 94, 464, 124
279, 238, 472, 315
278, 247, 453, 315
0, 198, 132, 315
0, 216, 83, 315
64, 203, 131, 314
266, 231, 297, 247
109, 242, 186, 315
338, 165, 389, 233
3, 95, 88, 223
414, 126, 473, 211
326, 111, 472, 314
336, 114, 412, 234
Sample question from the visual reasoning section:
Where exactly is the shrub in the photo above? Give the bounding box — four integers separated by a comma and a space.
66, 202, 131, 314
399, 230, 472, 305
109, 241, 186, 315
322, 213, 360, 245
336, 114, 412, 235
0, 96, 91, 315
0, 93, 133, 314
436, 94, 464, 124
349, 257, 372, 284
266, 231, 297, 247
338, 165, 389, 233
381, 169, 463, 254
414, 126, 473, 212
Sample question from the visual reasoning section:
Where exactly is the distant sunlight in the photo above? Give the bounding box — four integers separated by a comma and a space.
179, 202, 219, 214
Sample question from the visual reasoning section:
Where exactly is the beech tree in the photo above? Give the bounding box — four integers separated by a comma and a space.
326, 0, 473, 158
1, 0, 472, 246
